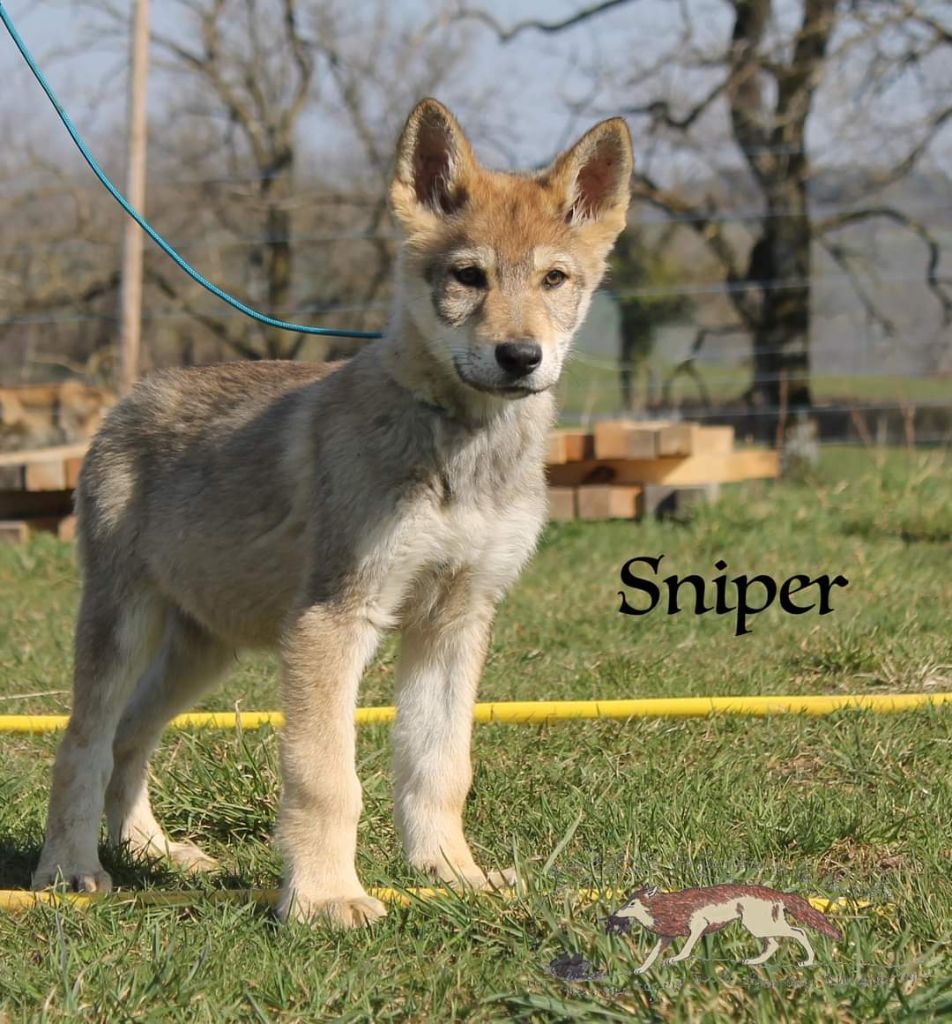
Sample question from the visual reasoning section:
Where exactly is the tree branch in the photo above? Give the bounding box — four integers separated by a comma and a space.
817, 206, 952, 322
622, 79, 727, 131
437, 0, 637, 42
630, 172, 758, 326
816, 236, 897, 337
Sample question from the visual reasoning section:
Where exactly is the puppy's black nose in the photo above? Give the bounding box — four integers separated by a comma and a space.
495, 341, 542, 377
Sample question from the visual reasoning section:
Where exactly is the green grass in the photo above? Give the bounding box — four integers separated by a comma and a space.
557, 355, 950, 417
0, 448, 950, 1022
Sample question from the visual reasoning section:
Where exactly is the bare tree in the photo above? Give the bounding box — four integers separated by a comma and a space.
452, 0, 951, 422
0, 131, 120, 385
2, 0, 473, 372
135, 0, 468, 361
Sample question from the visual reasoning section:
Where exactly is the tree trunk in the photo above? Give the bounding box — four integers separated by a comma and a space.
749, 182, 813, 413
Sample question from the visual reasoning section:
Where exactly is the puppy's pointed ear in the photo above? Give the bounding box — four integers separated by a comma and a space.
390, 98, 476, 233
544, 117, 633, 240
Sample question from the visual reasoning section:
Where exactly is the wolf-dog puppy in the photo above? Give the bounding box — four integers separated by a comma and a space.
32, 99, 633, 927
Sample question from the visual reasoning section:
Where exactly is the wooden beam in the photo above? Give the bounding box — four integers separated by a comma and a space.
546, 430, 594, 465
577, 485, 642, 520
0, 444, 87, 493
25, 460, 67, 492
547, 486, 577, 521
0, 490, 74, 520
547, 449, 780, 487
0, 520, 30, 545
0, 443, 89, 468
656, 423, 735, 457
593, 420, 670, 459
65, 457, 84, 489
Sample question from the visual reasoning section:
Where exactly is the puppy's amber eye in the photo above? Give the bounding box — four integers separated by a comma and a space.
451, 266, 487, 288
543, 269, 567, 289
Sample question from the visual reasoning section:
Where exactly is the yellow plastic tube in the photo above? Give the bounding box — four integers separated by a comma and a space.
0, 887, 888, 915
0, 692, 947, 735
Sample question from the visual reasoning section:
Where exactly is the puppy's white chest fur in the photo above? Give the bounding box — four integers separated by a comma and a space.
362, 484, 542, 630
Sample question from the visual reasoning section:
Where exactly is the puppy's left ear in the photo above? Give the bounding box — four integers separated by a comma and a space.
544, 117, 633, 242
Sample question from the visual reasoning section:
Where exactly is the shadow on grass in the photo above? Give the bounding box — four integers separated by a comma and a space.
0, 837, 255, 892
0, 837, 42, 889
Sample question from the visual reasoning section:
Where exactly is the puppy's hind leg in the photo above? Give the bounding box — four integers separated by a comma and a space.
105, 609, 234, 874
33, 584, 166, 892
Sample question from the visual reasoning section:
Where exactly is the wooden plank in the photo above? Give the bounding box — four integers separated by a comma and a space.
65, 457, 84, 489
547, 486, 577, 521
656, 424, 735, 457
593, 420, 669, 460
577, 485, 642, 520
0, 466, 25, 490
696, 426, 735, 455
0, 520, 30, 545
546, 430, 594, 465
547, 449, 780, 487
25, 459, 67, 491
27, 514, 78, 541
655, 422, 695, 457
57, 515, 78, 542
0, 442, 89, 468
0, 490, 74, 519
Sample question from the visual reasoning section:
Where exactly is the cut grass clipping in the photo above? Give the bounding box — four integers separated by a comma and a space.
0, 448, 949, 1022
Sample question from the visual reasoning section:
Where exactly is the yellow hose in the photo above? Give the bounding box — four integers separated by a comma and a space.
0, 887, 889, 915
0, 692, 947, 734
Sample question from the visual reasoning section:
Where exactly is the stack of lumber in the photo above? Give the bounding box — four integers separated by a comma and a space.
0, 444, 85, 543
546, 420, 778, 521
0, 419, 779, 542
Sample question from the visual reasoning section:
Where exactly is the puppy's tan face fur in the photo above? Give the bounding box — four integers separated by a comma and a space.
390, 100, 633, 397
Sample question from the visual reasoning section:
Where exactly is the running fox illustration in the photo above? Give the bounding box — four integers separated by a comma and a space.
606, 884, 843, 972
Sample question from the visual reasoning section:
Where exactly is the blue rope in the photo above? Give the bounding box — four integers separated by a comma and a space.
0, 3, 382, 341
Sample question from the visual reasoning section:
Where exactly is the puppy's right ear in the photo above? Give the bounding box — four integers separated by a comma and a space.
390, 98, 476, 234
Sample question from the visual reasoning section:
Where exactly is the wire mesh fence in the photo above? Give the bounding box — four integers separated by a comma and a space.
1, 210, 949, 450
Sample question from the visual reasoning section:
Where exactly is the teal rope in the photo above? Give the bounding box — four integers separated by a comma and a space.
0, 3, 382, 341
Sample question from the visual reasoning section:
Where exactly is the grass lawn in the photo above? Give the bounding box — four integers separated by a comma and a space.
0, 447, 949, 1022
557, 356, 951, 418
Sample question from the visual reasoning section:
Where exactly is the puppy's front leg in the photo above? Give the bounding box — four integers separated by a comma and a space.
277, 604, 385, 928
393, 586, 515, 891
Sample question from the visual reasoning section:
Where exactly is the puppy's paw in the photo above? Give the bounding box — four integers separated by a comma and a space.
31, 863, 113, 894
278, 890, 388, 929
442, 865, 520, 893
167, 841, 219, 875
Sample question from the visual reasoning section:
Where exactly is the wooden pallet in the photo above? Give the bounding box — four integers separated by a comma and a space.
0, 443, 87, 491
0, 444, 85, 539
0, 420, 779, 539
546, 421, 778, 521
